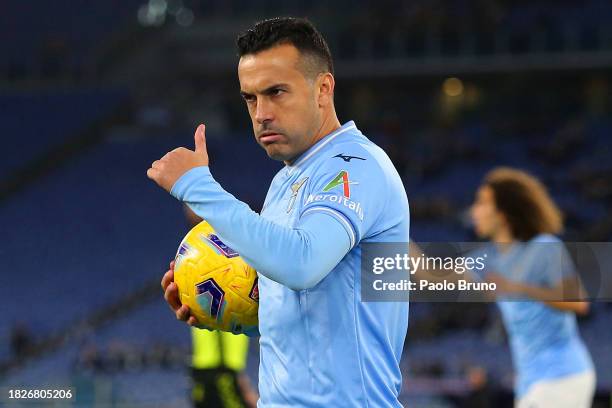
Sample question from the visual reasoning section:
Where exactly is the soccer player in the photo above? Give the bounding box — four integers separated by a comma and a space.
148, 17, 410, 407
470, 167, 595, 408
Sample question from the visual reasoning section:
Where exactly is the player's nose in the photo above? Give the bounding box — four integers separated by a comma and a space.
255, 99, 274, 124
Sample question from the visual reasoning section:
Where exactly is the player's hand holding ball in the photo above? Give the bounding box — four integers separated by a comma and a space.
147, 124, 209, 192
161, 221, 260, 335
161, 260, 201, 327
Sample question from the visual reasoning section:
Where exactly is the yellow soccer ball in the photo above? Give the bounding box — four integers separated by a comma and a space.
173, 221, 259, 335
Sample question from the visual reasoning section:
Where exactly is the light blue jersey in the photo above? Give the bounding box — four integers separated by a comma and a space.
171, 121, 410, 407
482, 234, 593, 396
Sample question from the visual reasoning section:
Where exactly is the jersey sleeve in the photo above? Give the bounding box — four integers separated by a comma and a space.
170, 166, 352, 290
299, 151, 386, 248
538, 241, 576, 286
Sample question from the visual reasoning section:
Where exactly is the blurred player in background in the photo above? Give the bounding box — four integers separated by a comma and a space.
149, 17, 410, 407
184, 207, 258, 408
470, 167, 595, 408
191, 329, 256, 408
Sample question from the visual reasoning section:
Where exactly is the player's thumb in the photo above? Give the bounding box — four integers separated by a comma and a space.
194, 124, 207, 155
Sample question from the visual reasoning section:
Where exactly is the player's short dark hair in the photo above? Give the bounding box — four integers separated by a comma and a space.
484, 167, 563, 241
236, 17, 334, 77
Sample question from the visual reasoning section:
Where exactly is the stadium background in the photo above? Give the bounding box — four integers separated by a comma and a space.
1, 0, 611, 406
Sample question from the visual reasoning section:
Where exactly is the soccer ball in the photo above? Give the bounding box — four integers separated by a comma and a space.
173, 220, 259, 335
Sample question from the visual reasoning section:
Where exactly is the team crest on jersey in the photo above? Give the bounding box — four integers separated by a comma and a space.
322, 170, 357, 198
286, 177, 308, 213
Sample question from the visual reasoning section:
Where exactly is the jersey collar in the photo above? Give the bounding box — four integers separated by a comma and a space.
286, 121, 357, 175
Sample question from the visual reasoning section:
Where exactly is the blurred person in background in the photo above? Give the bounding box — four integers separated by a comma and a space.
184, 207, 258, 408
190, 328, 257, 408
470, 167, 595, 408
461, 365, 493, 408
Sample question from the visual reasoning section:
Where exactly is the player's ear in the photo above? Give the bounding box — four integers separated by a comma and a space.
317, 72, 335, 107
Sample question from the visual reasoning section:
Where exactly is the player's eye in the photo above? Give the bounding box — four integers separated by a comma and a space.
242, 94, 256, 104
268, 88, 285, 96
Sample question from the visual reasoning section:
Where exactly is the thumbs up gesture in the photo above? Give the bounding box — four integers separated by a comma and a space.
147, 124, 209, 192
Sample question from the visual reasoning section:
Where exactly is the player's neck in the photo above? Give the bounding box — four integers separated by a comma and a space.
492, 226, 515, 251
284, 112, 341, 166
309, 111, 341, 149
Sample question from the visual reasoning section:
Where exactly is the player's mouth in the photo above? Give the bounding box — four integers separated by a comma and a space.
258, 131, 283, 145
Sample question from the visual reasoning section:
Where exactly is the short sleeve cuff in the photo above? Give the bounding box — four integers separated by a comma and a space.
301, 206, 358, 249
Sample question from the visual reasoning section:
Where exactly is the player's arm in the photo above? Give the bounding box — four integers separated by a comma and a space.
487, 273, 590, 314
171, 166, 352, 290
545, 300, 589, 315
490, 240, 589, 314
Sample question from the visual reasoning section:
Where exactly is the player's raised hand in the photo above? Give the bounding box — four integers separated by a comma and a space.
147, 124, 209, 192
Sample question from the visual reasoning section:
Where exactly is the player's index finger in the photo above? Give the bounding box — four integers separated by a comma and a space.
161, 270, 173, 290
165, 283, 182, 310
